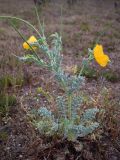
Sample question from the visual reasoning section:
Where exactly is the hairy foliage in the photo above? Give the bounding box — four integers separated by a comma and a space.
20, 32, 99, 140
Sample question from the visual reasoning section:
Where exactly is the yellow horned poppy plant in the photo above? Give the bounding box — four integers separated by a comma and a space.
23, 36, 37, 50
93, 44, 110, 67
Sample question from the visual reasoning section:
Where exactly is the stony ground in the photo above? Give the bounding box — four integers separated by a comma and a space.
0, 0, 120, 159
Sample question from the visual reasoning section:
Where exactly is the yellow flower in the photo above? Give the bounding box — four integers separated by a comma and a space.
93, 44, 110, 67
23, 36, 37, 50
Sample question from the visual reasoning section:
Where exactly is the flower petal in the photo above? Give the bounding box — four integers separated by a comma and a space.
23, 36, 37, 50
93, 44, 110, 67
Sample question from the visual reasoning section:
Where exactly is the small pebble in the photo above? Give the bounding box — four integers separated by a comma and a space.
19, 155, 23, 158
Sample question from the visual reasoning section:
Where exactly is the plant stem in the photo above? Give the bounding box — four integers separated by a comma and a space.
79, 64, 85, 76
34, 5, 43, 34
68, 94, 72, 120
0, 16, 41, 37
